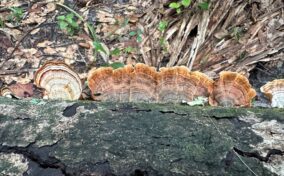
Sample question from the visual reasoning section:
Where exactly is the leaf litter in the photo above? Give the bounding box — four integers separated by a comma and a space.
0, 0, 283, 103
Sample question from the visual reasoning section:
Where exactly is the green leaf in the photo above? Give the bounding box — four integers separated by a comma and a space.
93, 41, 106, 54
8, 7, 16, 13
181, 0, 191, 7
67, 27, 74, 35
9, 7, 23, 15
0, 18, 4, 28
87, 22, 97, 40
8, 7, 24, 22
108, 62, 125, 69
158, 20, 168, 32
121, 18, 129, 27
59, 21, 68, 29
159, 37, 165, 46
198, 2, 209, 10
136, 35, 142, 43
129, 31, 136, 36
66, 15, 74, 24
110, 48, 121, 56
124, 46, 134, 53
70, 21, 79, 28
169, 2, 181, 9
176, 8, 182, 14
66, 13, 74, 19
57, 15, 66, 21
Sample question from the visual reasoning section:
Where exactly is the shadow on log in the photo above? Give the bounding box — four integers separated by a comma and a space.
0, 97, 283, 176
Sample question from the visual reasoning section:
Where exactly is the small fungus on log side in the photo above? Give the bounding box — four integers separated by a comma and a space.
261, 79, 284, 108
34, 61, 82, 100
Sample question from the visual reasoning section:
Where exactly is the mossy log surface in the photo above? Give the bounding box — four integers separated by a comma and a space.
0, 97, 283, 176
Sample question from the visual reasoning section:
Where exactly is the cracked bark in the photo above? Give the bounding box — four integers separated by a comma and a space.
0, 97, 283, 176
233, 147, 284, 163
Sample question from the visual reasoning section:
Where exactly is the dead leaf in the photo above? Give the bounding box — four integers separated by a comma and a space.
79, 42, 91, 49
44, 47, 57, 55
8, 83, 34, 98
31, 28, 41, 35
45, 3, 56, 14
0, 31, 13, 49
37, 40, 53, 48
0, 28, 21, 40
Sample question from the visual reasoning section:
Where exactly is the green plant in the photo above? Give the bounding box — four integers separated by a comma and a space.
231, 27, 243, 41
169, 0, 191, 14
238, 51, 247, 61
124, 46, 135, 54
157, 21, 169, 52
56, 3, 106, 55
158, 20, 168, 32
198, 1, 209, 10
0, 18, 4, 28
110, 48, 121, 56
121, 18, 129, 27
108, 62, 125, 69
110, 46, 138, 58
101, 62, 125, 69
56, 3, 94, 38
129, 29, 143, 43
93, 41, 107, 54
57, 13, 79, 35
7, 7, 24, 24
159, 37, 168, 52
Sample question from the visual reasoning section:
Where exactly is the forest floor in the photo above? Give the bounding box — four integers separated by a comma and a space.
0, 0, 283, 105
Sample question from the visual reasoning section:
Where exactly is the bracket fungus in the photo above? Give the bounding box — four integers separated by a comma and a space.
87, 66, 120, 102
260, 79, 284, 108
34, 62, 82, 100
130, 64, 158, 102
158, 66, 213, 103
1, 87, 13, 98
87, 63, 213, 103
209, 71, 256, 107
87, 64, 157, 102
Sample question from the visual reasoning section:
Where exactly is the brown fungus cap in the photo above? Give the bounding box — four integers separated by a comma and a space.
209, 71, 256, 107
87, 63, 213, 103
260, 79, 284, 108
34, 61, 82, 100
157, 66, 213, 103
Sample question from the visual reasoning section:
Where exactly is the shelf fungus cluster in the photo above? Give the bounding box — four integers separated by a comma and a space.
33, 62, 284, 108
260, 79, 284, 108
87, 64, 214, 103
34, 62, 82, 100
87, 64, 258, 107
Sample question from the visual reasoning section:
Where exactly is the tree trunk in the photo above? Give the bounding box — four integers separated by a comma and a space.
0, 97, 283, 175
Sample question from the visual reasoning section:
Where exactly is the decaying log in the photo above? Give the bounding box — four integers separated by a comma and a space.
0, 97, 283, 176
